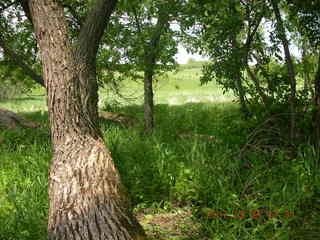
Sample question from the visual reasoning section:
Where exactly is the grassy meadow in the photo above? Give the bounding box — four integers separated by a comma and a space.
0, 66, 319, 239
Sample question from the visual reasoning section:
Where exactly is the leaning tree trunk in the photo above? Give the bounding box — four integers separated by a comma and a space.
28, 1, 146, 239
271, 0, 296, 141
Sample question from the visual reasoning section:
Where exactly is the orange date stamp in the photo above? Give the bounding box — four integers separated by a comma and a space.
207, 209, 294, 220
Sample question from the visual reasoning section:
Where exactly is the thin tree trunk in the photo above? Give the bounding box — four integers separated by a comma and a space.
271, 0, 296, 141
132, 9, 154, 131
242, 11, 265, 107
231, 42, 248, 116
138, 10, 169, 132
302, 44, 314, 98
252, 52, 276, 100
28, 1, 146, 239
246, 66, 269, 106
302, 48, 310, 91
143, 64, 154, 132
235, 75, 249, 115
313, 54, 320, 143
228, 2, 249, 117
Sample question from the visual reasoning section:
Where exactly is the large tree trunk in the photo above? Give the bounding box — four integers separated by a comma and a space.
28, 1, 146, 239
271, 0, 297, 141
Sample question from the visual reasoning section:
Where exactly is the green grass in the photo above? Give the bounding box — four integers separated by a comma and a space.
0, 68, 319, 239
99, 69, 234, 108
0, 87, 47, 113
0, 69, 233, 113
0, 126, 50, 240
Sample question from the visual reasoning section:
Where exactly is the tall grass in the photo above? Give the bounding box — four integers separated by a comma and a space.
0, 68, 319, 239
0, 125, 50, 240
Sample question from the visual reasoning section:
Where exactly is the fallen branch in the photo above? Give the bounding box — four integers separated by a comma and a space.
99, 111, 138, 128
0, 108, 41, 129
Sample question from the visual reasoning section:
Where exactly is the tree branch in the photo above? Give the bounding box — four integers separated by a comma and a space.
0, 37, 44, 87
63, 3, 84, 28
77, 0, 118, 63
132, 6, 143, 36
17, 0, 34, 25
147, 9, 170, 61
0, 1, 16, 13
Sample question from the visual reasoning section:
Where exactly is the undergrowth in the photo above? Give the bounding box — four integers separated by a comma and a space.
0, 103, 319, 239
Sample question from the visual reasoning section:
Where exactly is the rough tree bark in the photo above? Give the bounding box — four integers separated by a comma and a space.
28, 0, 146, 239
271, 0, 297, 141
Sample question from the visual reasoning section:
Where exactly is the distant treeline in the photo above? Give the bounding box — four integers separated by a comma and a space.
178, 60, 208, 70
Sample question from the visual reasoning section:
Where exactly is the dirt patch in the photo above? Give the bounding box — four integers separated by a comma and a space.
136, 207, 207, 240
